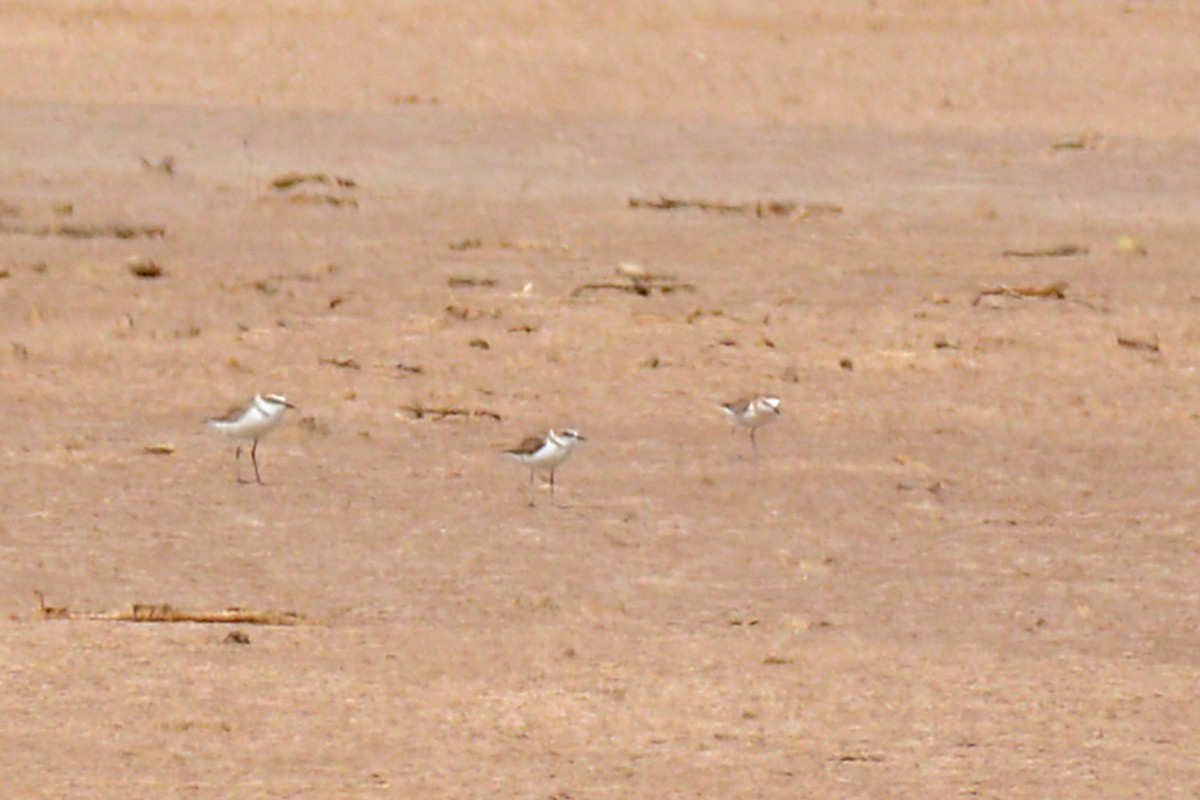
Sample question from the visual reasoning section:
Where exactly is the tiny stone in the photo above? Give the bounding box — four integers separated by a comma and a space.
126, 256, 163, 278
223, 630, 251, 645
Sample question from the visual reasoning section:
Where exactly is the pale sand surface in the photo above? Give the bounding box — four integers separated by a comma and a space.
2, 2, 1200, 797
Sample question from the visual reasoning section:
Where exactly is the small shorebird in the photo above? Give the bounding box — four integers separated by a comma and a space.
504, 428, 586, 505
720, 395, 781, 458
207, 393, 296, 484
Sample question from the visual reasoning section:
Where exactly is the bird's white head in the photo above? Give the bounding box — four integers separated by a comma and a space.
261, 393, 297, 410
559, 429, 586, 444
760, 396, 782, 414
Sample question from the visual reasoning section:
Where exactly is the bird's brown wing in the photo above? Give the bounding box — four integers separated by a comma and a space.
506, 436, 546, 455
722, 398, 752, 414
209, 400, 250, 423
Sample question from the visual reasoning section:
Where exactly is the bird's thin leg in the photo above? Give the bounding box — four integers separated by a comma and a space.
549, 469, 556, 502
235, 444, 249, 484
750, 428, 759, 462
527, 469, 536, 507
251, 438, 263, 484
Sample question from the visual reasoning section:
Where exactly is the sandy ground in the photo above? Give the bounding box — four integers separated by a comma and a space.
2, 1, 1200, 797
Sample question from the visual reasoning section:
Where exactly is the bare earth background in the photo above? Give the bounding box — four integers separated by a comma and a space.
2, 1, 1200, 797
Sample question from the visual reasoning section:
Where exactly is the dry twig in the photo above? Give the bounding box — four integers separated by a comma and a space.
972, 282, 1069, 305
1116, 334, 1160, 353
570, 269, 696, 298
448, 276, 496, 287
1002, 245, 1088, 258
399, 403, 501, 421
628, 195, 842, 220
35, 594, 303, 625
319, 355, 362, 370
0, 222, 165, 239
270, 172, 356, 190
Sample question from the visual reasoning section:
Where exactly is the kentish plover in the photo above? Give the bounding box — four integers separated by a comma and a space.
505, 428, 586, 505
720, 395, 781, 458
207, 393, 296, 484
